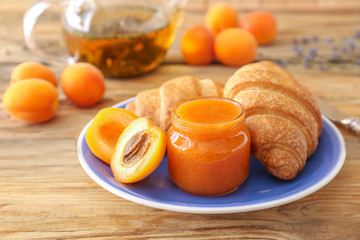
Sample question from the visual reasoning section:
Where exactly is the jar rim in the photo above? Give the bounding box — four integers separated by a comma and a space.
171, 96, 245, 132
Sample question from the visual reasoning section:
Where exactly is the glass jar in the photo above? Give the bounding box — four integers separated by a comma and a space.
167, 97, 251, 196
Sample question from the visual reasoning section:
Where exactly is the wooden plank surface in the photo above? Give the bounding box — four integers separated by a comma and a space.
1, 0, 360, 239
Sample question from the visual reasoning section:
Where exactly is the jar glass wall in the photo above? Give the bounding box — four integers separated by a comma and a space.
167, 97, 251, 196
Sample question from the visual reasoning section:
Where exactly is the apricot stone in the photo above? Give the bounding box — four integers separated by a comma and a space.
111, 118, 166, 183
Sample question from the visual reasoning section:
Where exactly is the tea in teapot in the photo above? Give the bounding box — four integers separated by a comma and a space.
24, 0, 186, 77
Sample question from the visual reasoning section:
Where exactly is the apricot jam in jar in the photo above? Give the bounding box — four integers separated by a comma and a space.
167, 97, 251, 196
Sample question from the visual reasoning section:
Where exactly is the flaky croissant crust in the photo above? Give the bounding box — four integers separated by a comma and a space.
225, 61, 322, 180
126, 76, 224, 132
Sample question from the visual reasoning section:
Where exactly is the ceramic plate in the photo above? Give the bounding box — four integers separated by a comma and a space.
77, 98, 346, 214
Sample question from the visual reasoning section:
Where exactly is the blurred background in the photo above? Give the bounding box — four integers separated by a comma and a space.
188, 0, 360, 12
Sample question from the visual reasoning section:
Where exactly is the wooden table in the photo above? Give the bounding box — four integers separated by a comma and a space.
1, 1, 360, 239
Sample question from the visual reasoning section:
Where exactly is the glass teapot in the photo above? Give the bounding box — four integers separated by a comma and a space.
24, 0, 187, 77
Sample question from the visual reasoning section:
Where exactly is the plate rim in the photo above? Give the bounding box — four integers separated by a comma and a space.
77, 98, 346, 214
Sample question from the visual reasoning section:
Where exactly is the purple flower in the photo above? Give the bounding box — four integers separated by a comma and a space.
301, 37, 309, 44
303, 55, 311, 68
304, 54, 311, 62
354, 30, 360, 39
309, 46, 317, 56
326, 37, 333, 43
278, 60, 286, 67
346, 38, 356, 52
293, 45, 303, 56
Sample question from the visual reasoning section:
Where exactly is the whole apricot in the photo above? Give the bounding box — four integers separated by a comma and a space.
2, 78, 59, 123
215, 28, 257, 66
60, 63, 105, 107
181, 25, 215, 65
205, 2, 239, 35
11, 61, 57, 87
240, 11, 277, 45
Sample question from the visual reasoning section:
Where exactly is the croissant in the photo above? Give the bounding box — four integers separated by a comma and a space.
126, 76, 224, 132
224, 61, 322, 180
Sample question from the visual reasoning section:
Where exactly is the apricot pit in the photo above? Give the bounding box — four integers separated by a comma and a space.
111, 118, 166, 183
122, 130, 150, 167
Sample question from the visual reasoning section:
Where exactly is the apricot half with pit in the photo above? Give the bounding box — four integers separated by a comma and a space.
86, 108, 138, 164
111, 118, 166, 183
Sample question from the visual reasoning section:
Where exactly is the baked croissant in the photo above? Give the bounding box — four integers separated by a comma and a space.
126, 76, 224, 132
224, 61, 322, 180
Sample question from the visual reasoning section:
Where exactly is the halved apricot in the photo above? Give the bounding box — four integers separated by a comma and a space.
86, 108, 138, 164
111, 118, 166, 183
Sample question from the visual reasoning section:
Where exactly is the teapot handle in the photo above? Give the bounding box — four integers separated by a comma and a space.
23, 0, 73, 65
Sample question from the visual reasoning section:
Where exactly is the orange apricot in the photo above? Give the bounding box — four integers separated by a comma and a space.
2, 78, 59, 123
60, 63, 105, 107
111, 117, 166, 183
215, 28, 257, 66
86, 108, 138, 164
240, 11, 277, 45
205, 2, 239, 35
181, 25, 215, 65
11, 61, 57, 87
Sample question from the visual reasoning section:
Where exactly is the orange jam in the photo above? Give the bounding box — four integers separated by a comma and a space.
167, 97, 251, 196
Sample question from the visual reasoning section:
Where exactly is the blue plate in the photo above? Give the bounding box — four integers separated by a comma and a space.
77, 98, 346, 214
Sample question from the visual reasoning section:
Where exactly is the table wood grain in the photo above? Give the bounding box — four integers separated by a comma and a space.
1, 1, 360, 239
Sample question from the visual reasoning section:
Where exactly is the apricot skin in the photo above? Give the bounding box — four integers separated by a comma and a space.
205, 2, 239, 35
111, 118, 166, 183
11, 61, 57, 87
181, 25, 215, 65
86, 108, 138, 164
2, 78, 59, 123
215, 28, 257, 66
61, 63, 105, 107
240, 11, 277, 45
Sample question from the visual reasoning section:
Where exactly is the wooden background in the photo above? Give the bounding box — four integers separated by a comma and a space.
188, 0, 360, 12
1, 0, 360, 239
